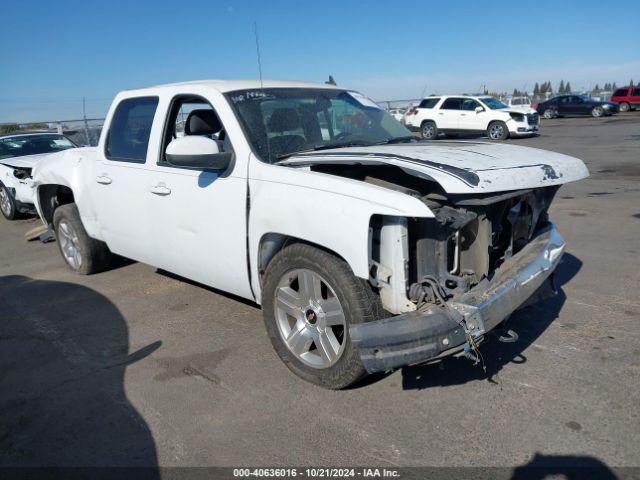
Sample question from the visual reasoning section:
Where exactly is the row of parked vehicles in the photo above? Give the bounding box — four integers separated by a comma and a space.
0, 80, 589, 388
391, 86, 638, 140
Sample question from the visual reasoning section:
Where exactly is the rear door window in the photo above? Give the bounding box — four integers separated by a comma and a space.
440, 98, 463, 110
419, 98, 440, 108
461, 99, 480, 111
632, 88, 640, 97
613, 89, 629, 97
106, 97, 159, 163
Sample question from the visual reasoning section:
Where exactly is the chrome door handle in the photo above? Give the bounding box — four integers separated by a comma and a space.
150, 183, 171, 196
96, 175, 112, 185
461, 113, 467, 116
438, 112, 444, 115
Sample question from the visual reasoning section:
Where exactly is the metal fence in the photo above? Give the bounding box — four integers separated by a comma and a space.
0, 118, 105, 146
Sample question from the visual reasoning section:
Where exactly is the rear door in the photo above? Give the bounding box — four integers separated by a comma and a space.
557, 96, 573, 115
436, 97, 463, 129
93, 96, 160, 265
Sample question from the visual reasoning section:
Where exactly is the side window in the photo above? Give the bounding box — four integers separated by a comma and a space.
632, 88, 640, 97
613, 88, 628, 97
461, 99, 480, 111
440, 98, 462, 110
106, 97, 158, 163
419, 98, 440, 108
159, 95, 232, 165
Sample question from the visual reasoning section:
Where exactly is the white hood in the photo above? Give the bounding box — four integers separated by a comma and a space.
0, 153, 52, 169
278, 141, 589, 194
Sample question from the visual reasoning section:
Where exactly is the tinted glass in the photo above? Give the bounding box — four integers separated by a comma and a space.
106, 97, 159, 162
440, 98, 462, 110
461, 99, 480, 111
632, 88, 640, 97
613, 89, 628, 97
0, 134, 76, 159
419, 98, 440, 108
227, 88, 411, 163
480, 97, 508, 109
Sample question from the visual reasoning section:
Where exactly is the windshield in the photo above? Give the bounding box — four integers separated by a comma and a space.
226, 88, 413, 163
0, 134, 76, 160
480, 97, 508, 110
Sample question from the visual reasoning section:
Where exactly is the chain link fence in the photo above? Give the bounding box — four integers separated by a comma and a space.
0, 118, 105, 146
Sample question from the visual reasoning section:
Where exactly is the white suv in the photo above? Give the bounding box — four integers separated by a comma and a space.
404, 95, 540, 140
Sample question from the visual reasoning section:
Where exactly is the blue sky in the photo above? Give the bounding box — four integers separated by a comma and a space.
1, 0, 638, 122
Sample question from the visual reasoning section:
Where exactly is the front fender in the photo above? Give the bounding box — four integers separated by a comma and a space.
248, 160, 434, 303
32, 148, 101, 237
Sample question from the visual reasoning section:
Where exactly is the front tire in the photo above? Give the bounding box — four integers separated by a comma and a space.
0, 182, 17, 220
487, 121, 509, 140
262, 243, 385, 389
592, 106, 604, 117
53, 204, 111, 274
619, 102, 630, 113
543, 108, 557, 119
421, 120, 438, 140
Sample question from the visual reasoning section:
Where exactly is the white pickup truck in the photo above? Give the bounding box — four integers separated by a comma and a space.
32, 80, 588, 388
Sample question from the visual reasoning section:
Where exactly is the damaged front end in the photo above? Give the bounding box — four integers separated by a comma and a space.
353, 184, 565, 373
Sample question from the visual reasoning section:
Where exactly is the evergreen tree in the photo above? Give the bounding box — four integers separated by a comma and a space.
559, 80, 565, 93
565, 81, 571, 93
612, 82, 617, 90
594, 83, 600, 92
547, 81, 553, 93
533, 82, 540, 95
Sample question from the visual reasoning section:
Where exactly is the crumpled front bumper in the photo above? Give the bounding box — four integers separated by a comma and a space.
350, 224, 566, 373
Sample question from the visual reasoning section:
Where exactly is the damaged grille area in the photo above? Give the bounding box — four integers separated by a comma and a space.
409, 186, 559, 299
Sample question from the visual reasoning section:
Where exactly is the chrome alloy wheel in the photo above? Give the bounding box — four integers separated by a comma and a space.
0, 187, 11, 217
543, 109, 555, 119
58, 219, 82, 269
422, 123, 435, 138
274, 269, 346, 369
489, 123, 505, 139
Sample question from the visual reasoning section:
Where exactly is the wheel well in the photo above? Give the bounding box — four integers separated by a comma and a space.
38, 184, 75, 225
257, 233, 349, 282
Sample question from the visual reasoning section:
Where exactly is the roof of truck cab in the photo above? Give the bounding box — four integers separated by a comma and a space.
131, 79, 344, 94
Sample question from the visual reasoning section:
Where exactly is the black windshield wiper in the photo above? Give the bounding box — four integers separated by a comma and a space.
381, 135, 418, 144
275, 141, 374, 161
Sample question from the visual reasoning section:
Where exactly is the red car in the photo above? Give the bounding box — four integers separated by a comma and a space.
611, 86, 640, 112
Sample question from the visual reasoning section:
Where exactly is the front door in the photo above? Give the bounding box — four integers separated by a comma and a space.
458, 98, 486, 132
144, 93, 252, 300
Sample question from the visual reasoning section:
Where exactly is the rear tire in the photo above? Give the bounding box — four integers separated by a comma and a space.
53, 204, 111, 274
543, 109, 557, 119
619, 102, 630, 113
262, 243, 385, 389
487, 121, 509, 140
421, 121, 438, 140
591, 106, 604, 117
0, 182, 18, 220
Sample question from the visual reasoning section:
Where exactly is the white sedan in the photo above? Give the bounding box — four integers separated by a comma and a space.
0, 133, 77, 219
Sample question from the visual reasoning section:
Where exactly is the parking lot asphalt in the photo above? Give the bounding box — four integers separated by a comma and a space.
1, 113, 639, 470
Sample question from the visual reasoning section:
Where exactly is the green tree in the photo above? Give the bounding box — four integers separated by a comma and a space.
533, 82, 540, 95
565, 82, 571, 93
0, 124, 19, 135
594, 83, 600, 92
559, 80, 565, 93
612, 82, 617, 90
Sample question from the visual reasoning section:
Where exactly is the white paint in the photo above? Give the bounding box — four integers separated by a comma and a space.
32, 80, 588, 308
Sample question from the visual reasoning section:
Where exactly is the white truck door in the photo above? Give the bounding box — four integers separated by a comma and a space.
435, 98, 463, 130
144, 93, 253, 300
93, 96, 160, 265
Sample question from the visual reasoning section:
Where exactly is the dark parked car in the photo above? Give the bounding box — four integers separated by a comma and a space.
610, 86, 640, 112
536, 95, 618, 119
